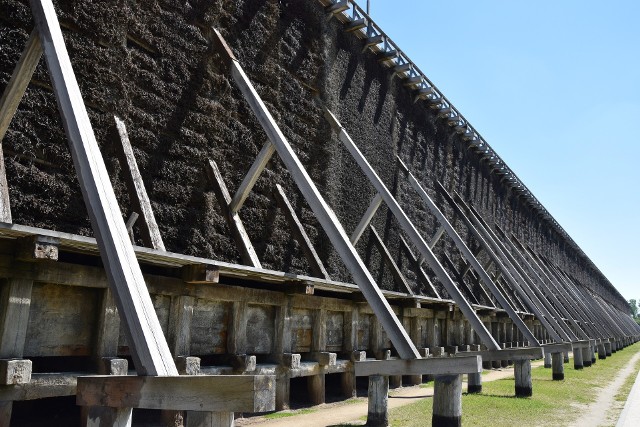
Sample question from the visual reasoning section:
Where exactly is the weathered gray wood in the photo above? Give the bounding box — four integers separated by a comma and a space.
274, 184, 330, 280
428, 226, 445, 249
0, 29, 44, 223
552, 352, 564, 380
573, 344, 584, 369
15, 235, 59, 262
398, 159, 540, 346
355, 355, 481, 376
0, 359, 31, 385
186, 411, 234, 427
93, 289, 120, 368
113, 116, 165, 251
181, 264, 219, 284
227, 301, 247, 355
85, 406, 132, 427
324, 109, 500, 351
0, 279, 33, 358
206, 159, 261, 268
230, 141, 275, 214
0, 402, 12, 427
350, 193, 382, 245
581, 346, 592, 367
307, 372, 325, 405
76, 375, 275, 412
211, 28, 419, 359
544, 351, 552, 368
432, 375, 462, 427
452, 347, 543, 362
369, 226, 414, 295
367, 375, 388, 427
168, 296, 195, 357
467, 371, 482, 393
514, 359, 532, 397
30, 0, 177, 376
399, 235, 441, 299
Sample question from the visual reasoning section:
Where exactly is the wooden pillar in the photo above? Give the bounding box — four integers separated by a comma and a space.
573, 346, 583, 370
0, 278, 34, 427
274, 303, 293, 409
604, 341, 612, 356
552, 352, 564, 380
514, 359, 532, 397
563, 351, 570, 363
186, 412, 233, 427
598, 342, 607, 360
432, 375, 462, 427
407, 310, 423, 386
367, 375, 389, 427
544, 351, 552, 368
308, 308, 326, 405
582, 347, 592, 367
490, 322, 500, 369
590, 343, 596, 365
341, 307, 359, 399
467, 344, 482, 393
83, 359, 132, 427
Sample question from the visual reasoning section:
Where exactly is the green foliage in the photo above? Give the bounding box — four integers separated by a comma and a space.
387, 342, 640, 427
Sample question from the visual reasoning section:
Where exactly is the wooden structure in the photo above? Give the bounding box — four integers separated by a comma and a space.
0, 0, 638, 426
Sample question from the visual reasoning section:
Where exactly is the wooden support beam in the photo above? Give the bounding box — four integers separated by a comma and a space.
0, 279, 33, 359
354, 355, 481, 377
205, 159, 261, 268
398, 159, 540, 346
369, 226, 414, 295
367, 375, 388, 427
274, 184, 330, 280
30, 0, 177, 376
398, 236, 441, 299
0, 29, 44, 223
451, 347, 543, 362
76, 375, 276, 412
432, 375, 462, 427
323, 109, 500, 351
514, 359, 532, 397
113, 116, 165, 251
350, 193, 383, 245
230, 141, 275, 214
210, 28, 419, 359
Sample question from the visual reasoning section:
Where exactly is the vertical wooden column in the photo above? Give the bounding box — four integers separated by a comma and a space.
367, 375, 389, 427
0, 278, 34, 427
83, 360, 131, 427
274, 302, 293, 409
308, 308, 327, 405
407, 309, 423, 386
581, 346, 592, 367
598, 342, 607, 360
514, 359, 532, 397
432, 375, 462, 427
341, 306, 359, 399
573, 345, 583, 370
467, 345, 482, 393
551, 352, 564, 380
544, 352, 552, 368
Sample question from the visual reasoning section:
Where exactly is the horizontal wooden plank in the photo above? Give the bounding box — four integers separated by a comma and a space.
0, 372, 81, 401
354, 356, 481, 377
541, 342, 573, 354
571, 340, 591, 350
76, 375, 275, 412
455, 347, 543, 362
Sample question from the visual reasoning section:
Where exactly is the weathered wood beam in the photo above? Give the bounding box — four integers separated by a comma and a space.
113, 116, 165, 251
354, 355, 481, 377
205, 159, 261, 268
230, 141, 275, 214
30, 0, 177, 376
324, 109, 500, 351
76, 375, 276, 413
398, 159, 539, 346
350, 193, 383, 245
369, 226, 414, 296
210, 28, 420, 359
398, 235, 441, 299
274, 184, 330, 280
0, 279, 33, 359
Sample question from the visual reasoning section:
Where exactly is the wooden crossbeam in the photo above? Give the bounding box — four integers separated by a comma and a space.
451, 347, 543, 362
76, 375, 276, 413
209, 28, 420, 359
29, 0, 177, 376
0, 30, 44, 223
397, 159, 540, 346
441, 254, 481, 306
354, 355, 481, 376
435, 183, 568, 343
230, 141, 275, 214
369, 226, 414, 296
113, 117, 165, 251
350, 192, 382, 245
273, 184, 330, 280
323, 108, 501, 351
398, 235, 441, 299
205, 159, 261, 268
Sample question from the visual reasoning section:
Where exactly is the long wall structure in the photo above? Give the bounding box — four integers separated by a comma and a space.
0, 0, 637, 423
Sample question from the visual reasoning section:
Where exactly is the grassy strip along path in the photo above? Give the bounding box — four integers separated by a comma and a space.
389, 342, 640, 427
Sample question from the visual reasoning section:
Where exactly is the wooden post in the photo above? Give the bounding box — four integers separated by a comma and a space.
273, 303, 292, 410
186, 412, 233, 427
544, 351, 552, 368
582, 346, 592, 367
514, 359, 532, 397
83, 358, 132, 427
573, 345, 583, 370
432, 375, 462, 427
598, 342, 607, 360
367, 375, 389, 427
467, 344, 482, 393
551, 352, 564, 380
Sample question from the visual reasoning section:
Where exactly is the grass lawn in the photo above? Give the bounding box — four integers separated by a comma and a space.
388, 342, 640, 427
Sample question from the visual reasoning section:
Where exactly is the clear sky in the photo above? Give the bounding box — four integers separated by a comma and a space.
365, 1, 639, 302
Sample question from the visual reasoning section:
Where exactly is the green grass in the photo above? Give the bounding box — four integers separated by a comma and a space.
264, 408, 316, 419
388, 342, 640, 427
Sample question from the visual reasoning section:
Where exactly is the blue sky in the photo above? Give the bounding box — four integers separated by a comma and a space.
366, 1, 639, 302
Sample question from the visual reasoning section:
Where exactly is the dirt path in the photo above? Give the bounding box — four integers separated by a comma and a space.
236, 363, 542, 427
568, 350, 640, 427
